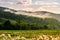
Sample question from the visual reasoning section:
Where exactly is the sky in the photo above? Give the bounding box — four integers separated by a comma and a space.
0, 0, 60, 14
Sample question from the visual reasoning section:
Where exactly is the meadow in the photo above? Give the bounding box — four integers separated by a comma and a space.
0, 30, 60, 40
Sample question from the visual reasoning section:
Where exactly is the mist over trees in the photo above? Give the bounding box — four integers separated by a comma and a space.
0, 11, 60, 30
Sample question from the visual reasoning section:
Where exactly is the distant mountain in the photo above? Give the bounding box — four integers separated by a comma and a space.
0, 11, 60, 30
34, 11, 60, 21
16, 10, 60, 21
0, 6, 60, 21
0, 7, 17, 12
17, 10, 33, 13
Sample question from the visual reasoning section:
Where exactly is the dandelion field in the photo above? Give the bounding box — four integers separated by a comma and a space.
0, 30, 60, 40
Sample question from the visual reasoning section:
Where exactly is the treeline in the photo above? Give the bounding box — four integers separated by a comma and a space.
0, 11, 60, 30
0, 19, 60, 30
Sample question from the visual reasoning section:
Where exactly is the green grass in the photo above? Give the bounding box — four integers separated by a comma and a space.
0, 30, 60, 38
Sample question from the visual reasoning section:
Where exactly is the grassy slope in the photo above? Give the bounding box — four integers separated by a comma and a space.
0, 11, 60, 30
0, 30, 60, 38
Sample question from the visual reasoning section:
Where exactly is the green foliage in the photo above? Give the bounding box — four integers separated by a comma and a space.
0, 11, 60, 30
0, 30, 60, 38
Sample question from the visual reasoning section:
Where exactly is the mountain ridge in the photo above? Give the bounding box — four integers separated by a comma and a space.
0, 8, 60, 30
0, 7, 60, 21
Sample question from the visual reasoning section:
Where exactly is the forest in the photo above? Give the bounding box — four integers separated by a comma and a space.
0, 11, 60, 30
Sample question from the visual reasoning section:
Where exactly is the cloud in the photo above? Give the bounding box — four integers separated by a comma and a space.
23, 7, 34, 11
0, 1, 15, 5
17, 0, 32, 6
27, 1, 59, 10
40, 6, 60, 14
23, 2, 30, 6
0, 0, 31, 7
0, 1, 15, 9
0, 0, 60, 14
7, 2, 14, 5
26, 1, 60, 14
34, 1, 59, 7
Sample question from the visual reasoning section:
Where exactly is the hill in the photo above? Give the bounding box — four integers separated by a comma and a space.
17, 10, 60, 21
0, 7, 17, 12
0, 7, 60, 30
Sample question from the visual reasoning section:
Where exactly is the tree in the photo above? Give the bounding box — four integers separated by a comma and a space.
3, 20, 12, 30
